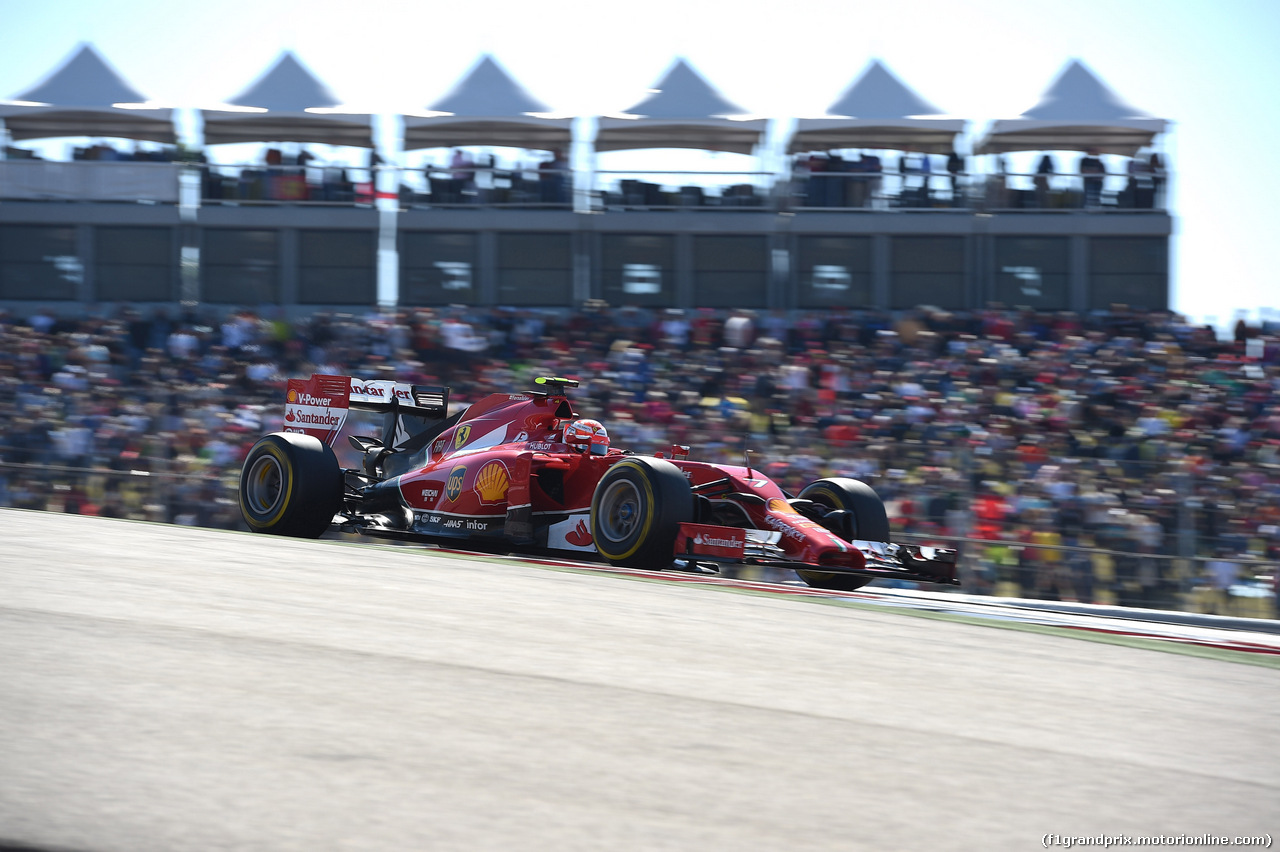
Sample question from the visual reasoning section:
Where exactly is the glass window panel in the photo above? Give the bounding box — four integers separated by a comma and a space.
0, 226, 79, 299
96, 265, 172, 301
299, 267, 375, 305
204, 229, 278, 264
202, 229, 279, 305
202, 265, 280, 305
694, 271, 768, 308
497, 269, 572, 305
797, 236, 872, 308
96, 227, 171, 265
0, 264, 78, 300
892, 236, 964, 273
694, 235, 766, 271
1089, 237, 1168, 310
0, 225, 76, 263
891, 237, 964, 308
300, 230, 375, 268
498, 233, 571, 270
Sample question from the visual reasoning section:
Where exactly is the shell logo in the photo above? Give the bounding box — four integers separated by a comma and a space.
286, 389, 297, 403
767, 498, 800, 515
446, 465, 467, 502
475, 461, 510, 503
454, 424, 472, 449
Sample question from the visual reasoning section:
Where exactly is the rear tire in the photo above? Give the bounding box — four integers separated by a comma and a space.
239, 432, 343, 538
795, 478, 889, 592
590, 457, 693, 569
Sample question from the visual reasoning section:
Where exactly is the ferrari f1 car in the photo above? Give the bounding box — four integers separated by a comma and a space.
238, 374, 957, 590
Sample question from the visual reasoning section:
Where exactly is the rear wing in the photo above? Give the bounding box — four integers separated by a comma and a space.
283, 373, 449, 449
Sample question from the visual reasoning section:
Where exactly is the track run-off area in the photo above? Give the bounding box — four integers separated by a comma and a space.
1, 509, 1277, 852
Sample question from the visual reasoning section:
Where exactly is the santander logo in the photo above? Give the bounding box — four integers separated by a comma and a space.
566, 519, 593, 547
694, 532, 743, 548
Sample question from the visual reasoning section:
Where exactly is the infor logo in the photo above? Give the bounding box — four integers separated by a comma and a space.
453, 424, 472, 449
446, 465, 467, 502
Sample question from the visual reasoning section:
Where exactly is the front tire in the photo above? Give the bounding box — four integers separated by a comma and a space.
239, 432, 343, 538
795, 478, 890, 592
590, 457, 693, 569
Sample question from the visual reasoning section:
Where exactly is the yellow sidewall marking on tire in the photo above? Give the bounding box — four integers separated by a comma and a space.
249, 443, 294, 530
598, 461, 656, 562
809, 486, 845, 510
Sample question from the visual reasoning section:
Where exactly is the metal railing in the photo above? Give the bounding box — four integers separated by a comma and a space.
0, 159, 183, 203
0, 160, 1170, 213
1, 456, 1269, 618
785, 170, 1169, 212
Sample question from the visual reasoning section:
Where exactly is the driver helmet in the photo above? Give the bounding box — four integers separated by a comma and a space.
564, 419, 609, 455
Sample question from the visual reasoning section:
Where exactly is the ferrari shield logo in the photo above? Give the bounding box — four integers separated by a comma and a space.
453, 424, 472, 449
446, 465, 467, 502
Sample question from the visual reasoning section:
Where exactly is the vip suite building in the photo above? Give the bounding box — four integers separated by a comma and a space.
0, 51, 1171, 320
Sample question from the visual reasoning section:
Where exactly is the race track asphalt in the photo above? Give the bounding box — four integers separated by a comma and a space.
1, 510, 1276, 852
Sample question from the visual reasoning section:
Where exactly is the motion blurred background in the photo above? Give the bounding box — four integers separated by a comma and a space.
1, 0, 1278, 619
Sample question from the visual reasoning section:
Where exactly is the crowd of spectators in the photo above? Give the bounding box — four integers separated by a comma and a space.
0, 301, 1276, 615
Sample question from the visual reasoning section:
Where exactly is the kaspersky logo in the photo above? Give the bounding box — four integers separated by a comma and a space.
453, 424, 472, 449
446, 465, 467, 502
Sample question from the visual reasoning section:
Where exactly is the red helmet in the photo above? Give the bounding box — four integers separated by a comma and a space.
564, 419, 609, 455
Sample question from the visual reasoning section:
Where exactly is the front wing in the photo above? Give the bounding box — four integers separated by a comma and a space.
673, 523, 959, 586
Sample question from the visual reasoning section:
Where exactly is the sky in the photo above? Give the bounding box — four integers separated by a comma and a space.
2, 0, 1278, 332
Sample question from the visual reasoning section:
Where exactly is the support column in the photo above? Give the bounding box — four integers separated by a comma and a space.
871, 234, 891, 309
477, 231, 498, 306
279, 229, 298, 306
675, 232, 694, 308
1070, 235, 1089, 312
76, 225, 94, 303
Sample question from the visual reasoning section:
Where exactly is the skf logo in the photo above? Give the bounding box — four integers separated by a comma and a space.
446, 465, 467, 502
475, 461, 510, 503
454, 424, 472, 449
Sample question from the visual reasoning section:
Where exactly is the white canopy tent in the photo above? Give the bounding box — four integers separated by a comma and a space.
787, 60, 965, 155
976, 60, 1167, 156
199, 52, 373, 148
0, 43, 174, 143
594, 59, 765, 155
402, 55, 571, 152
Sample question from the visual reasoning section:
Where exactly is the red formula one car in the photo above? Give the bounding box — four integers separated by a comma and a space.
238, 374, 957, 591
